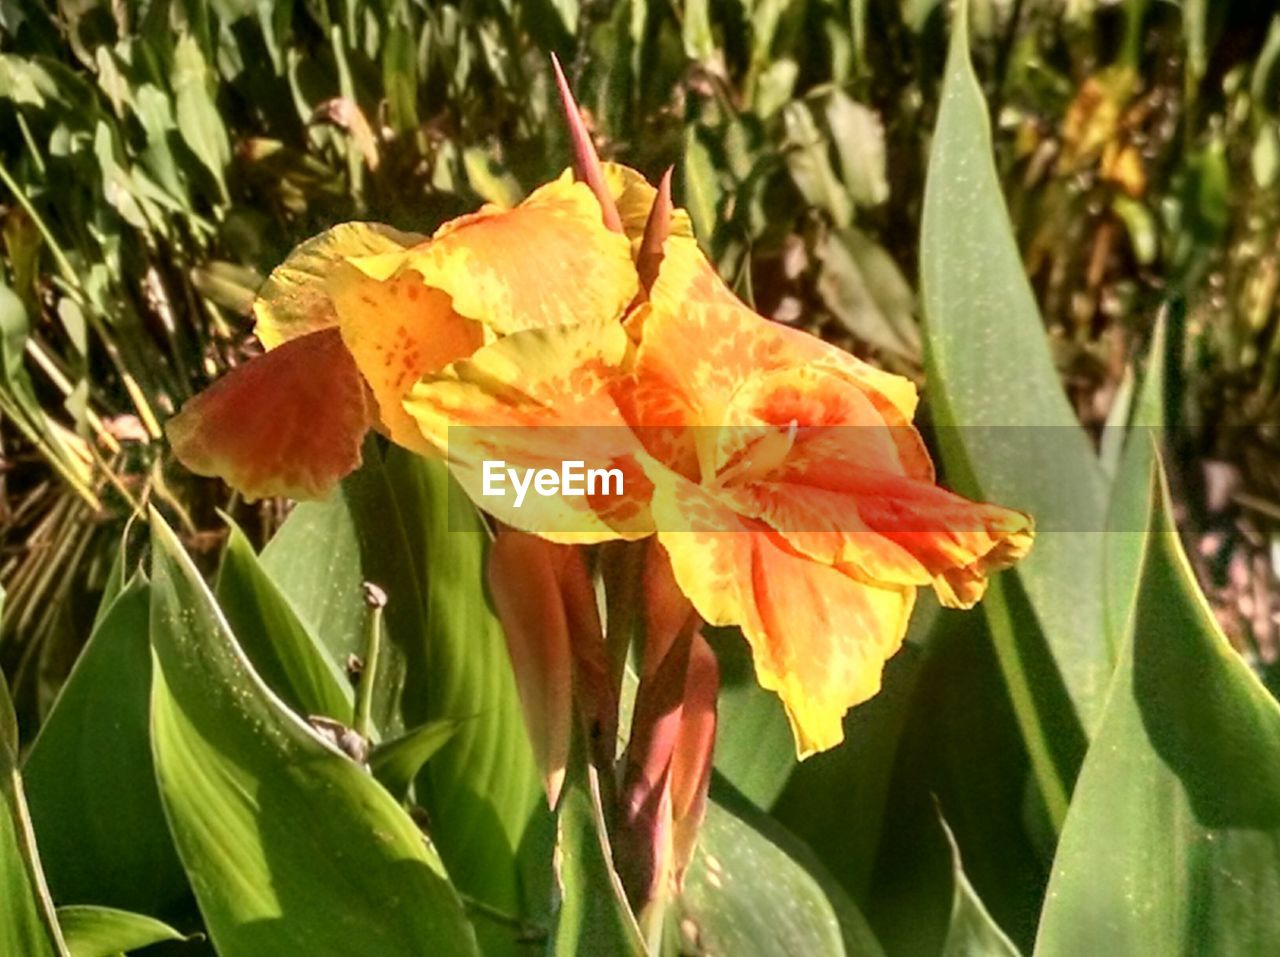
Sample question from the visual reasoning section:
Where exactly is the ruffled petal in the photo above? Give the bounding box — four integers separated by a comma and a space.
253, 222, 421, 349
640, 235, 921, 427
167, 328, 372, 501
350, 176, 638, 336
646, 462, 915, 756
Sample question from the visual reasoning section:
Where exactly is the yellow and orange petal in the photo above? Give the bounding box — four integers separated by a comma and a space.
645, 462, 915, 756
166, 328, 372, 501
348, 176, 638, 336
639, 235, 921, 426
327, 263, 485, 453
253, 222, 422, 350
403, 322, 652, 543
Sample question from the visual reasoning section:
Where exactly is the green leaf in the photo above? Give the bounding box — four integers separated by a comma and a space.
23, 575, 188, 915
382, 22, 419, 135
938, 816, 1020, 957
370, 719, 460, 802
1035, 464, 1280, 955
707, 627, 795, 810
681, 0, 714, 61
56, 906, 187, 957
259, 490, 367, 666
682, 126, 722, 253
147, 509, 478, 957
677, 790, 885, 957
816, 227, 920, 362
1102, 304, 1173, 650
1, 648, 69, 957
772, 597, 940, 900
172, 33, 230, 201
215, 518, 354, 724
825, 91, 888, 208
784, 100, 852, 227
921, 0, 1107, 823
550, 768, 643, 956
866, 608, 1046, 954
341, 446, 543, 920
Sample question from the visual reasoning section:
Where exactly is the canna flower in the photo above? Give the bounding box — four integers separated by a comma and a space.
407, 164, 1034, 757
167, 176, 637, 500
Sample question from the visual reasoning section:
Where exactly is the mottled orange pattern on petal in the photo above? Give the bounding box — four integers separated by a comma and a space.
645, 465, 915, 756
350, 176, 637, 336
328, 263, 484, 454
166, 328, 371, 501
644, 236, 921, 425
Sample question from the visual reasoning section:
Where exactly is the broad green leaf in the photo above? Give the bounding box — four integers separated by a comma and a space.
56, 906, 186, 957
677, 789, 885, 957
866, 608, 1046, 954
550, 768, 643, 956
370, 719, 460, 802
1035, 465, 1280, 955
215, 519, 353, 724
1, 649, 69, 957
342, 446, 542, 922
147, 510, 478, 957
921, 0, 1107, 822
23, 576, 188, 915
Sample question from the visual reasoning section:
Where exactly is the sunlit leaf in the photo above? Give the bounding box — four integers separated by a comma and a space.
23, 575, 188, 915
215, 518, 354, 724
148, 510, 478, 957
677, 787, 885, 957
370, 719, 460, 802
56, 906, 187, 957
1036, 463, 1280, 954
921, 0, 1108, 823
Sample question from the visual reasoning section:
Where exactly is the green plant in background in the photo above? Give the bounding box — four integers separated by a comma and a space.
1, 0, 1279, 955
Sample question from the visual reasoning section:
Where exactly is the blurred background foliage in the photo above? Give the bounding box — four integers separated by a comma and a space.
0, 0, 1278, 745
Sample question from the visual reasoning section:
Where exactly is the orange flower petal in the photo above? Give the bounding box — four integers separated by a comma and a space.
403, 322, 652, 543
350, 176, 638, 336
253, 222, 421, 349
646, 464, 915, 756
327, 263, 484, 454
638, 235, 921, 426
166, 328, 372, 501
